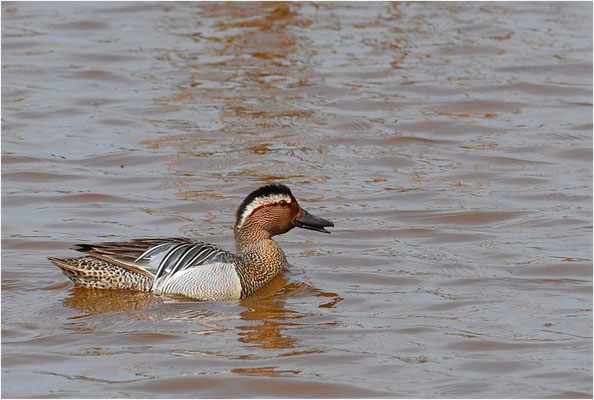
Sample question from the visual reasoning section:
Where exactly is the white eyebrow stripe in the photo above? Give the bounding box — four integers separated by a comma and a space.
237, 194, 292, 229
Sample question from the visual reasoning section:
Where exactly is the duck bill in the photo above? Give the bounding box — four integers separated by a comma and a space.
294, 208, 334, 234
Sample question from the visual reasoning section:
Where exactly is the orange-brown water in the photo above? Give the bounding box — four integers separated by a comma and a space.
2, 2, 592, 398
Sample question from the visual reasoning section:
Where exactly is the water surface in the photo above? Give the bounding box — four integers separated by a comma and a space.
2, 2, 592, 398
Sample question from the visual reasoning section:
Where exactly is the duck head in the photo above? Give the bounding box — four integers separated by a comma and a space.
235, 184, 334, 237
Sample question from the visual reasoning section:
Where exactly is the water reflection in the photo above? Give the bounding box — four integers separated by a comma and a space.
237, 274, 304, 350
237, 272, 343, 353
62, 271, 340, 331
63, 287, 159, 317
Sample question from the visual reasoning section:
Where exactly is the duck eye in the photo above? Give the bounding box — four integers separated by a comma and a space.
279, 200, 288, 207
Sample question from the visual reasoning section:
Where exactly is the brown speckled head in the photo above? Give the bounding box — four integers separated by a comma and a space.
235, 184, 298, 236
235, 184, 333, 238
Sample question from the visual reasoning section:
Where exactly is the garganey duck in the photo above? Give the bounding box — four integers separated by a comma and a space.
48, 184, 333, 300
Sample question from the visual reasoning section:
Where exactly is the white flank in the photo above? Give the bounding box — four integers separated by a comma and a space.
237, 194, 292, 229
153, 262, 242, 300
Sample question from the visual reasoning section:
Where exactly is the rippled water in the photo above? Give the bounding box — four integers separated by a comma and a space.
2, 2, 592, 398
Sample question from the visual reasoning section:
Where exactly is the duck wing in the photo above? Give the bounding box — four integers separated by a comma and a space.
147, 242, 237, 289
72, 238, 236, 282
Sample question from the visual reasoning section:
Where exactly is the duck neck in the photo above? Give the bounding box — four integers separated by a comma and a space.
234, 224, 287, 298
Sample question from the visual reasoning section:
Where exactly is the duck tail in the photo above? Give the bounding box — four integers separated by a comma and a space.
48, 256, 152, 292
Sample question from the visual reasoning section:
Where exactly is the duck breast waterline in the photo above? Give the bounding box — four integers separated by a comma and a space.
48, 184, 334, 300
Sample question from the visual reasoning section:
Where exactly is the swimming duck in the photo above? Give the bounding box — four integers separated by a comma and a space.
48, 184, 333, 300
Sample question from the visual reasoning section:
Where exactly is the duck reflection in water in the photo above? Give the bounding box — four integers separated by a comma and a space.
237, 273, 305, 350
62, 272, 342, 351
63, 287, 159, 317
238, 273, 343, 351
